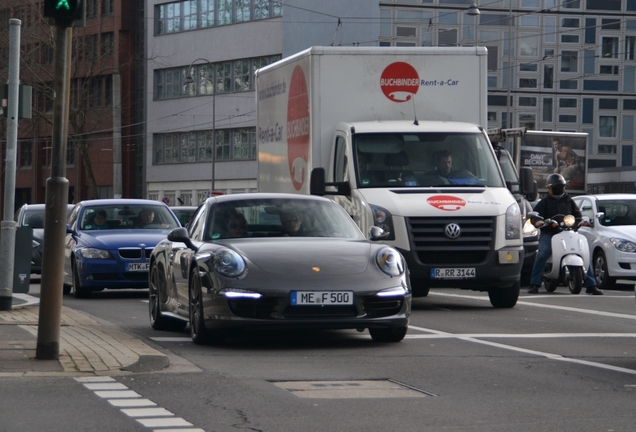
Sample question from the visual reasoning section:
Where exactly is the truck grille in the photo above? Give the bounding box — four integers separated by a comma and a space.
406, 216, 495, 265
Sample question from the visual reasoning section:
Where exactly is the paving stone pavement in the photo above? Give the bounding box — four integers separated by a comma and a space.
0, 294, 170, 377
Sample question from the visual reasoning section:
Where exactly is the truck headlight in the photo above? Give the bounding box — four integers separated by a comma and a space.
370, 205, 395, 241
505, 203, 521, 240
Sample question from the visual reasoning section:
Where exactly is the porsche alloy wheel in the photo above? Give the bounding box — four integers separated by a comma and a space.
149, 264, 186, 331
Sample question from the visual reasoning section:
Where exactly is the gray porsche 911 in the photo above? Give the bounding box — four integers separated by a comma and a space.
148, 193, 411, 344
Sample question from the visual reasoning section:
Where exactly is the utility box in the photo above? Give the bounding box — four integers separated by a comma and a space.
12, 227, 32, 293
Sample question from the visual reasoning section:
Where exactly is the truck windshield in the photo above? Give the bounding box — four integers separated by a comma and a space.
353, 132, 504, 188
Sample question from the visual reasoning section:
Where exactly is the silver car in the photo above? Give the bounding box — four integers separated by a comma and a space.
573, 194, 636, 289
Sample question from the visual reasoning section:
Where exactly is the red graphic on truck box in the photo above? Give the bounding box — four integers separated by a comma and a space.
287, 66, 310, 190
380, 62, 420, 102
427, 195, 467, 211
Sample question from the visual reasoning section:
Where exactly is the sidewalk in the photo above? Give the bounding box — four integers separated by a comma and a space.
0, 294, 169, 377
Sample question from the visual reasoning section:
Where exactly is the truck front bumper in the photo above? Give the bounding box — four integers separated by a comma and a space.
399, 246, 524, 292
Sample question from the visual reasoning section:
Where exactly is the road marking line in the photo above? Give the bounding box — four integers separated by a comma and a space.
121, 408, 174, 417
427, 292, 636, 320
150, 337, 191, 342
406, 331, 636, 338
108, 399, 157, 408
407, 325, 636, 375
75, 377, 199, 430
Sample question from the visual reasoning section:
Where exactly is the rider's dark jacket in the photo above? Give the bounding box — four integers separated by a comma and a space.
533, 193, 582, 235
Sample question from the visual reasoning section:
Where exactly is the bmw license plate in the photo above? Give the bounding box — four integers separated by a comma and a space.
291, 291, 353, 305
127, 262, 149, 272
431, 268, 476, 279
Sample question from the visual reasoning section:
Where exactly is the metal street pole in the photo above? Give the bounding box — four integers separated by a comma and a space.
36, 23, 72, 360
0, 19, 22, 311
112, 71, 122, 198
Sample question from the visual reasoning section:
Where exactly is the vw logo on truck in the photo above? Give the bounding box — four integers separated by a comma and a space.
380, 62, 420, 102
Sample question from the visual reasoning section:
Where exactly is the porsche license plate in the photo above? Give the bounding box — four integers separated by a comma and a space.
291, 291, 353, 305
127, 262, 149, 272
431, 267, 476, 279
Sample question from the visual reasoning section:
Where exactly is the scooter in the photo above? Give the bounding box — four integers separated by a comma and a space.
529, 213, 590, 294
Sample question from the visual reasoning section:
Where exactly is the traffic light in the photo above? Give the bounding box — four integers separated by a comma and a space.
44, 0, 84, 23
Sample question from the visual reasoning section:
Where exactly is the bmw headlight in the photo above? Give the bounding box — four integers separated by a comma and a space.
376, 246, 404, 277
610, 238, 636, 252
505, 203, 522, 240
214, 249, 246, 278
370, 204, 395, 241
79, 248, 112, 259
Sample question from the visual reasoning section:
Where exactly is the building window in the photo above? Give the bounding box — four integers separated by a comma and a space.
519, 97, 537, 106
559, 114, 577, 122
563, 0, 580, 7
86, 0, 98, 18
543, 64, 554, 89
153, 128, 256, 164
103, 0, 114, 15
519, 114, 536, 129
155, 55, 280, 100
519, 78, 537, 88
542, 98, 553, 122
559, 98, 577, 108
561, 51, 578, 72
626, 36, 636, 60
599, 116, 617, 138
19, 140, 32, 168
67, 140, 75, 166
598, 145, 617, 154
600, 65, 619, 74
520, 63, 537, 72
561, 34, 579, 43
602, 37, 619, 59
101, 32, 114, 58
156, 0, 282, 35
519, 33, 538, 56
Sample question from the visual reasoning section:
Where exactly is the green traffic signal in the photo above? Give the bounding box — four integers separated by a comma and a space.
44, 0, 84, 24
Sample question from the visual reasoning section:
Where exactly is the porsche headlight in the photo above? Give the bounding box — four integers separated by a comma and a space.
505, 203, 522, 240
219, 288, 262, 299
214, 249, 246, 278
79, 248, 112, 259
563, 215, 576, 227
376, 246, 404, 277
610, 238, 636, 252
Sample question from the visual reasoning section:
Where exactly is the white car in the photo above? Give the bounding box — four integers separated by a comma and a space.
573, 194, 636, 289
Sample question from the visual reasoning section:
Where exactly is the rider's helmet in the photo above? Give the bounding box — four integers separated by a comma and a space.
546, 173, 567, 196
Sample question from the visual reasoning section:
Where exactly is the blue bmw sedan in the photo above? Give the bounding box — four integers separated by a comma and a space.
63, 199, 180, 298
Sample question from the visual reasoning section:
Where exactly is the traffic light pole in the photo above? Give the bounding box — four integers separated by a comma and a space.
36, 23, 71, 360
0, 19, 21, 311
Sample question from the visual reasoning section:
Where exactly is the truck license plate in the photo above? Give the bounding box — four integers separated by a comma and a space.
127, 262, 149, 272
431, 268, 476, 279
291, 291, 353, 305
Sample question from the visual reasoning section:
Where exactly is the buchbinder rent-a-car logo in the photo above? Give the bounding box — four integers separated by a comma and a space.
380, 62, 420, 102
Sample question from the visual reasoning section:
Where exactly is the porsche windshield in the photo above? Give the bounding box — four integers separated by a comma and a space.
353, 132, 504, 188
207, 198, 364, 240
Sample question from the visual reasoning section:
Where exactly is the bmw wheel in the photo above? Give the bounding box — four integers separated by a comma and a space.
72, 260, 91, 299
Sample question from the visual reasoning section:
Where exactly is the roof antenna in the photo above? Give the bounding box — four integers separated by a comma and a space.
412, 97, 419, 125
330, 18, 342, 46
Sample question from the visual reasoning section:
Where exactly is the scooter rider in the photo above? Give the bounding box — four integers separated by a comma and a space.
527, 173, 603, 295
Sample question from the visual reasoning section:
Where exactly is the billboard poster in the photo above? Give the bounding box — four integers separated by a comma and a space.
519, 131, 588, 194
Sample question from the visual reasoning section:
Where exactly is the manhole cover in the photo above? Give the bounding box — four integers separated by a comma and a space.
270, 379, 435, 399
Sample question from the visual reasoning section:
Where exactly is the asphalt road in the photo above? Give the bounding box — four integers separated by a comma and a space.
2, 280, 636, 431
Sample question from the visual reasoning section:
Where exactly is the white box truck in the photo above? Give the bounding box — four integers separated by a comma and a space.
256, 46, 535, 308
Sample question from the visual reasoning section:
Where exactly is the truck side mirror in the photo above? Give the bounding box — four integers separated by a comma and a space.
310, 168, 326, 196
519, 167, 537, 201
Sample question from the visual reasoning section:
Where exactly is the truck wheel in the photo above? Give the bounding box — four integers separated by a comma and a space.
488, 282, 519, 308
567, 266, 583, 294
593, 250, 616, 290
411, 283, 430, 297
369, 326, 407, 343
